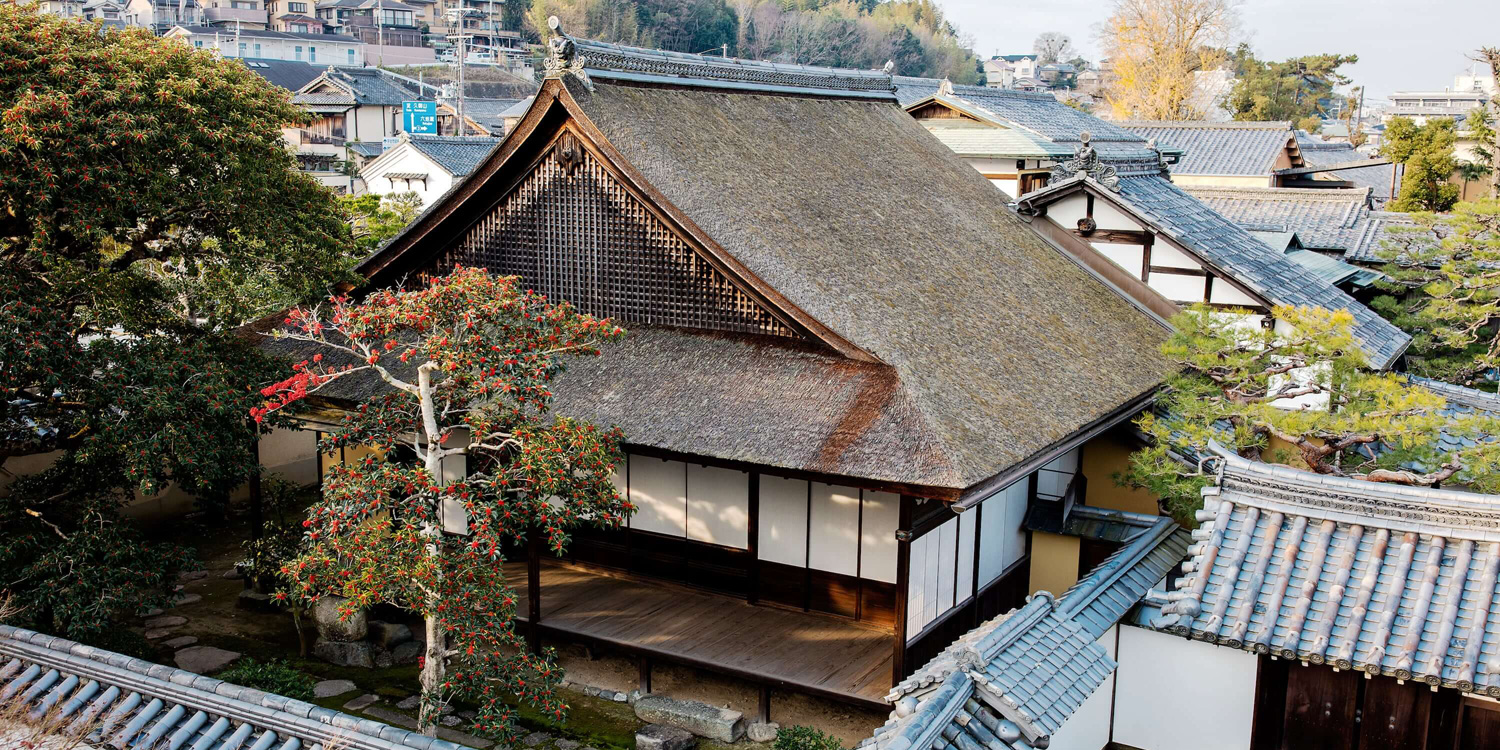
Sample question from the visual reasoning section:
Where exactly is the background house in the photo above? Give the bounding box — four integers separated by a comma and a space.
359, 133, 499, 205
124, 0, 200, 32
166, 24, 362, 64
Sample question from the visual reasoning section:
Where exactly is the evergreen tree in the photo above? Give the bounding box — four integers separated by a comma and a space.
1383, 117, 1460, 212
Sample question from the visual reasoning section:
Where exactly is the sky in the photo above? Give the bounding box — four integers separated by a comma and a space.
938, 0, 1500, 103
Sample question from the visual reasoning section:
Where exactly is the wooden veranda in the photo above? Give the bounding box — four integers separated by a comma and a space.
503, 560, 894, 711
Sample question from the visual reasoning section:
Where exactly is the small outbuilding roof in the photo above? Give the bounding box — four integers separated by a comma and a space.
1149, 447, 1500, 696
917, 119, 1071, 160
1296, 137, 1395, 202
295, 67, 427, 108
237, 58, 324, 93
1181, 185, 1378, 254
0, 625, 474, 750
404, 134, 500, 177
863, 517, 1189, 750
1118, 120, 1299, 176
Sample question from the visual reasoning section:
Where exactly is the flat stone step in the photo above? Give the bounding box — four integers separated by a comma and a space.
633, 695, 744, 743
636, 724, 696, 750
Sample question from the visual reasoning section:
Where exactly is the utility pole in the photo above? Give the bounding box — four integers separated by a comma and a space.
376, 0, 384, 67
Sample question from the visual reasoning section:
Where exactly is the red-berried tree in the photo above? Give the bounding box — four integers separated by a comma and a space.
254, 266, 629, 739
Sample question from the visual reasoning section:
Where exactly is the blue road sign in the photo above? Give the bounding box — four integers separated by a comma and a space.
402, 100, 438, 134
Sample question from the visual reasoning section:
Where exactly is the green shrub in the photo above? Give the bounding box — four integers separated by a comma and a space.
773, 725, 844, 750
215, 658, 316, 701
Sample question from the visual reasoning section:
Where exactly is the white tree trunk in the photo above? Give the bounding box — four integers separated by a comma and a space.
416, 361, 446, 737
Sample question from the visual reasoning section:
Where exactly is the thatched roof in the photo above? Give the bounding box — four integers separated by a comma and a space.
336, 39, 1173, 495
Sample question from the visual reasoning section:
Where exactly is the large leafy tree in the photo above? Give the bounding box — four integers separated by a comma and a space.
341, 191, 425, 255
1099, 0, 1239, 120
1224, 47, 1358, 124
1373, 199, 1500, 386
0, 8, 353, 636
256, 267, 628, 740
1126, 305, 1500, 521
1382, 116, 1461, 212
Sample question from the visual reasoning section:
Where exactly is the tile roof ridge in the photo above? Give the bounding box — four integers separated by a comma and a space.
1118, 120, 1292, 130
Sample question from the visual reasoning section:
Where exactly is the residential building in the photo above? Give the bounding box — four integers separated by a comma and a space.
32, 0, 87, 19
165, 24, 362, 65
200, 0, 266, 28
0, 625, 467, 750
359, 133, 499, 205
1116, 121, 1307, 188
1295, 135, 1397, 205
81, 0, 127, 25
434, 97, 523, 136
256, 32, 1184, 710
263, 0, 323, 32
316, 0, 420, 47
123, 0, 200, 32
287, 66, 434, 188
1385, 86, 1489, 127
1180, 185, 1400, 263
235, 56, 323, 91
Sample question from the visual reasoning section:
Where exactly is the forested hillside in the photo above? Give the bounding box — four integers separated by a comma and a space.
520, 0, 982, 83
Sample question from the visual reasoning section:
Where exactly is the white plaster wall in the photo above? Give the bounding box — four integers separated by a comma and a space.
685, 464, 749, 548
990, 178, 1019, 199
977, 478, 1028, 585
1171, 173, 1273, 188
627, 456, 686, 537
1149, 272, 1208, 303
809, 483, 861, 576
956, 510, 975, 601
1037, 448, 1080, 499
1048, 626, 1117, 750
363, 146, 455, 207
1151, 243, 1201, 270
1113, 626, 1258, 750
1210, 281, 1261, 307
861, 491, 899, 583
908, 515, 961, 638
1093, 243, 1143, 274
258, 427, 319, 487
758, 475, 808, 566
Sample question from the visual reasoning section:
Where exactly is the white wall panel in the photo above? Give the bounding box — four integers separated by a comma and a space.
861, 491, 900, 583
978, 493, 1008, 587
758, 475, 808, 566
1210, 280, 1261, 307
990, 178, 1019, 199
936, 518, 957, 613
808, 483, 860, 576
1047, 628, 1116, 750
907, 531, 931, 638
685, 464, 749, 548
1113, 626, 1257, 750
628, 456, 686, 537
1002, 479, 1029, 569
259, 428, 320, 487
1092, 200, 1140, 231
956, 511, 976, 601
1151, 243, 1201, 269
1149, 271, 1209, 303
1037, 448, 1080, 499
1093, 243, 1144, 275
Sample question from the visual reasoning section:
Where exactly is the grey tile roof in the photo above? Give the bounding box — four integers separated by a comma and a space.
894, 78, 1156, 157
1295, 137, 1395, 201
238, 58, 324, 93
404, 135, 500, 177
1118, 121, 1295, 175
1343, 210, 1421, 264
1148, 448, 1500, 696
572, 37, 897, 100
1181, 185, 1375, 252
0, 625, 472, 750
297, 68, 427, 108
864, 518, 1189, 750
1021, 175, 1411, 369
1412, 377, 1500, 454
1026, 503, 1165, 543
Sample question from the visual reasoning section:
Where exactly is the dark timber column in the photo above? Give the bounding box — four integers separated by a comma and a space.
892, 495, 915, 686
747, 472, 761, 604
528, 523, 542, 654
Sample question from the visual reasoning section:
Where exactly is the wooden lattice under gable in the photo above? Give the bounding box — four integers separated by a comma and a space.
437, 131, 801, 340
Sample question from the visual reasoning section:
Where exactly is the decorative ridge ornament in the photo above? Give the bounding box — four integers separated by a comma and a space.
543, 16, 592, 90
1049, 131, 1120, 192
1146, 137, 1170, 176
937, 78, 954, 96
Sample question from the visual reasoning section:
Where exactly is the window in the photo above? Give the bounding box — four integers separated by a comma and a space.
237, 41, 246, 56
294, 45, 303, 60
308, 45, 316, 62
288, 1, 305, 11
347, 48, 355, 64
254, 42, 261, 56
231, 1, 255, 8
193, 39, 203, 47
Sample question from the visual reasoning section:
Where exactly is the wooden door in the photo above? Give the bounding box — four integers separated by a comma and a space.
1460, 698, 1500, 750
1358, 676, 1432, 750
1281, 665, 1361, 750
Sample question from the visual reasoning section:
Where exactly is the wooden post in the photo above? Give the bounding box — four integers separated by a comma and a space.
891, 495, 915, 686
528, 524, 542, 655
758, 686, 771, 724
638, 656, 652, 694
747, 472, 760, 604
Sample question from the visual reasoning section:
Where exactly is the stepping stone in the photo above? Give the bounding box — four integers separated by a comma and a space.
523, 731, 550, 747
396, 695, 420, 711
222, 568, 244, 580
144, 628, 177, 640
174, 646, 241, 674
140, 608, 164, 618
162, 636, 199, 649
343, 694, 380, 712
440, 715, 461, 727
636, 725, 695, 750
180, 570, 209, 581
143, 615, 187, 629
747, 723, 779, 743
172, 593, 203, 607
365, 706, 417, 729
634, 695, 744, 743
314, 679, 358, 698
557, 740, 580, 750
436, 728, 492, 749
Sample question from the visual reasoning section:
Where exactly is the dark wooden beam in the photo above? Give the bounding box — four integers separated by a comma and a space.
758, 687, 772, 724
638, 656, 652, 694
528, 524, 542, 654
1140, 232, 1154, 282
747, 472, 761, 606
892, 496, 914, 686
1071, 228, 1151, 244
1148, 265, 1210, 277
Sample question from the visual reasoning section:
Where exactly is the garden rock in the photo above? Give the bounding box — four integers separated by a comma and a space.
172, 593, 203, 607
747, 723, 779, 743
223, 568, 244, 580
180, 570, 209, 581
522, 731, 549, 747
374, 652, 394, 668
440, 715, 461, 727
314, 596, 367, 642
162, 636, 198, 649
144, 628, 176, 640
633, 695, 744, 743
314, 679, 358, 698
612, 692, 629, 702
143, 615, 186, 629
174, 646, 241, 674
368, 621, 412, 648
635, 724, 695, 750
312, 638, 373, 668
343, 694, 380, 712
139, 608, 164, 618
236, 589, 276, 613
557, 740, 580, 750
396, 695, 420, 711
391, 641, 423, 665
